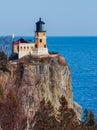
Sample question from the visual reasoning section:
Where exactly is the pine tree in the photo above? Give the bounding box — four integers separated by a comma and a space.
87, 111, 96, 126
83, 109, 89, 125
33, 99, 58, 130
57, 96, 77, 130
83, 109, 96, 127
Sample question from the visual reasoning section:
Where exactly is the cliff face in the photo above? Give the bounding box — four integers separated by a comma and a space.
0, 54, 82, 130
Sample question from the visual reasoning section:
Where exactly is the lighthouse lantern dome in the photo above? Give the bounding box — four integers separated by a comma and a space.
36, 18, 45, 32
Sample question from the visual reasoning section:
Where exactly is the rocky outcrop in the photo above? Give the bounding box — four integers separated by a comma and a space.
0, 54, 82, 129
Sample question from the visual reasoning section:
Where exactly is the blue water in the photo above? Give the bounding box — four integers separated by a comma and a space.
0, 36, 97, 117
47, 37, 97, 116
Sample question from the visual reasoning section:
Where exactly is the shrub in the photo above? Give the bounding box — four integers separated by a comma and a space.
0, 64, 10, 73
83, 109, 96, 127
40, 57, 46, 63
33, 99, 59, 130
0, 52, 10, 73
0, 51, 8, 64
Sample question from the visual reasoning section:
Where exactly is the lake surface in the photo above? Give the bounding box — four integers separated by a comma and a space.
0, 36, 97, 117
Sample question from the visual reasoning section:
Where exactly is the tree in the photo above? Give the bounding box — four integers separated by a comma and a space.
33, 99, 58, 130
0, 52, 8, 64
83, 109, 96, 127
83, 109, 89, 125
87, 111, 96, 126
0, 52, 10, 73
57, 96, 78, 130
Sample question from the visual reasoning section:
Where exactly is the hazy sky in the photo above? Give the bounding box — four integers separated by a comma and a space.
0, 0, 97, 36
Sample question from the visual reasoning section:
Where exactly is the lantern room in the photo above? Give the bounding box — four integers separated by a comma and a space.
36, 18, 46, 32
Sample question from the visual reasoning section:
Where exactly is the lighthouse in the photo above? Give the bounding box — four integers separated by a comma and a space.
33, 18, 48, 55
11, 18, 49, 59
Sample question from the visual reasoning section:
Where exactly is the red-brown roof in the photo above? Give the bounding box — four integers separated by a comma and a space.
14, 38, 29, 45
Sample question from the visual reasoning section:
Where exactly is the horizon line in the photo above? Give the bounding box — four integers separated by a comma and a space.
0, 35, 97, 37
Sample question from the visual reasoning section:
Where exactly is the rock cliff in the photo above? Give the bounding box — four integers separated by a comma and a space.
0, 54, 82, 130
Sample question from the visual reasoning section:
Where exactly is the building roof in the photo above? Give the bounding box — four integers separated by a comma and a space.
14, 38, 29, 45
36, 18, 45, 25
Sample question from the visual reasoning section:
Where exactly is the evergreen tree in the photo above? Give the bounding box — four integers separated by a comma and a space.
87, 111, 96, 126
83, 109, 96, 127
83, 109, 89, 125
33, 99, 58, 130
0, 51, 8, 64
0, 52, 9, 73
57, 96, 77, 130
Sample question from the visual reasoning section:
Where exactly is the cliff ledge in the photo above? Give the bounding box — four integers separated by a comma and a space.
0, 54, 82, 130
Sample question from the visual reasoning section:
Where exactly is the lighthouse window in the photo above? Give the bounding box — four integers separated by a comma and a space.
40, 39, 42, 42
17, 46, 19, 51
44, 45, 46, 48
35, 45, 38, 48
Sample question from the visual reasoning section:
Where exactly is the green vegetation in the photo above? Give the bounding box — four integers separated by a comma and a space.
33, 96, 97, 130
0, 51, 10, 73
0, 51, 8, 64
83, 109, 96, 127
33, 98, 59, 130
0, 64, 10, 72
0, 92, 97, 130
57, 96, 77, 129
40, 57, 46, 63
32, 96, 78, 130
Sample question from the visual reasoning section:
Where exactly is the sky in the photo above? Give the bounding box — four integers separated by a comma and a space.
0, 0, 97, 36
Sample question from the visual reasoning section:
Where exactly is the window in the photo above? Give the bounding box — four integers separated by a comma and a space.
27, 47, 29, 50
44, 45, 46, 48
40, 39, 42, 42
35, 44, 38, 48
17, 46, 19, 51
24, 47, 26, 49
21, 47, 22, 50
31, 47, 33, 50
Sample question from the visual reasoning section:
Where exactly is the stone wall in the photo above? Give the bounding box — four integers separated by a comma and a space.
18, 43, 34, 58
